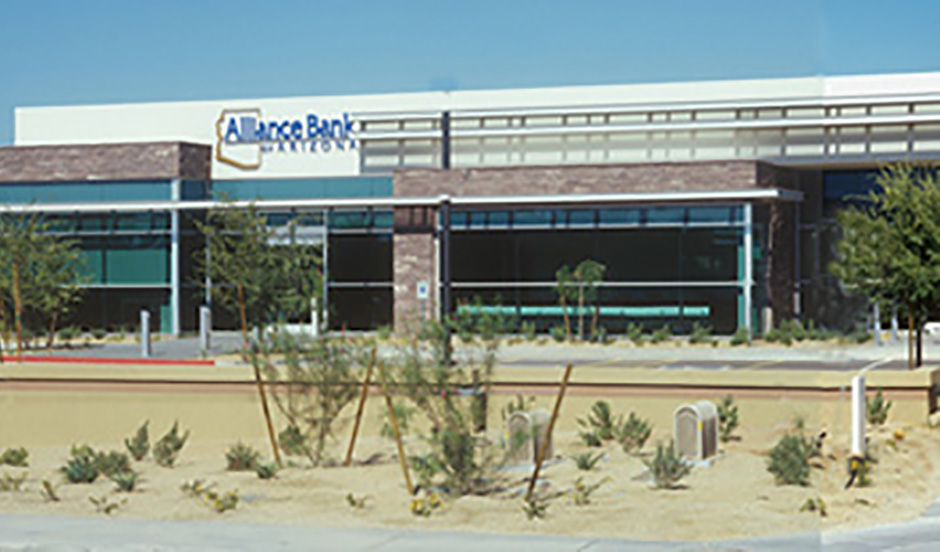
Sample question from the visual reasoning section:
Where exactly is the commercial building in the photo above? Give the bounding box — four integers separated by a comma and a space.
4, 72, 940, 335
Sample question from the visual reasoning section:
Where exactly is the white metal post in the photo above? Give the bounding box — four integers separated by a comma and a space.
199, 306, 211, 355
743, 203, 754, 342
851, 375, 866, 457
170, 179, 181, 336
140, 310, 151, 359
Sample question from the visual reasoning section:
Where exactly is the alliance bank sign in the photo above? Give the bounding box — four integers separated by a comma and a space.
215, 108, 357, 170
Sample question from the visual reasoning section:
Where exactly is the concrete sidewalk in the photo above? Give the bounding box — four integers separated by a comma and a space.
0, 514, 821, 552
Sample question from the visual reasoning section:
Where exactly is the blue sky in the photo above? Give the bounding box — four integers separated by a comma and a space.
2, 0, 939, 144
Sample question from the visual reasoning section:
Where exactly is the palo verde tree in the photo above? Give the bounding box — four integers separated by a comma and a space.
0, 211, 86, 359
195, 199, 324, 464
829, 162, 940, 368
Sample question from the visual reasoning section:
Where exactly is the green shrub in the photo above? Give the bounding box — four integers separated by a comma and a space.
254, 460, 279, 480
650, 325, 671, 344
521, 321, 537, 342
278, 425, 311, 457
95, 450, 131, 477
0, 472, 27, 492
867, 388, 892, 426
0, 447, 29, 467
730, 326, 749, 346
380, 402, 414, 440
625, 322, 645, 346
590, 325, 610, 344
644, 441, 691, 489
550, 325, 567, 342
376, 325, 393, 341
717, 395, 740, 443
767, 433, 814, 486
90, 328, 107, 340
578, 400, 621, 441
62, 446, 99, 484
153, 421, 190, 468
569, 476, 609, 506
225, 442, 261, 471
571, 451, 604, 471
124, 421, 150, 461
688, 322, 714, 345
764, 327, 793, 346
57, 327, 80, 342
522, 494, 549, 520
616, 412, 653, 455
579, 429, 603, 447
110, 470, 140, 492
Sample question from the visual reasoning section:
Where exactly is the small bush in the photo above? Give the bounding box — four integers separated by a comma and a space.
616, 412, 653, 455
254, 460, 278, 480
346, 493, 368, 509
850, 455, 873, 488
376, 325, 393, 341
730, 326, 749, 346
411, 491, 444, 517
380, 403, 414, 440
521, 321, 537, 341
124, 421, 150, 461
767, 433, 813, 486
522, 494, 549, 520
0, 472, 27, 492
110, 470, 140, 492
649, 325, 672, 344
688, 322, 714, 345
90, 328, 107, 340
57, 327, 80, 342
578, 400, 621, 441
89, 495, 126, 515
62, 446, 99, 484
95, 450, 131, 477
225, 442, 261, 471
153, 421, 189, 468
571, 451, 604, 471
590, 325, 610, 344
0, 447, 29, 467
569, 476, 609, 506
40, 479, 60, 502
644, 441, 691, 489
764, 327, 793, 346
800, 496, 828, 517
278, 425, 311, 457
625, 322, 645, 346
579, 429, 603, 447
550, 325, 567, 343
717, 395, 740, 443
867, 388, 892, 426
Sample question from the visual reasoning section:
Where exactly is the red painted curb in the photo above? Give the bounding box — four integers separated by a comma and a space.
1, 355, 215, 366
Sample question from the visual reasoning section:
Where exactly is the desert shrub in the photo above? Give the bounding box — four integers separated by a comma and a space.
0, 472, 27, 492
688, 322, 714, 345
251, 332, 364, 467
800, 496, 828, 517
767, 433, 813, 486
571, 451, 604, 471
846, 329, 872, 344
764, 326, 793, 346
501, 394, 535, 422
95, 450, 131, 477
89, 495, 126, 515
380, 402, 415, 440
0, 447, 29, 467
590, 326, 610, 344
649, 325, 672, 344
578, 400, 621, 441
410, 491, 444, 517
579, 429, 603, 447
730, 326, 749, 346
550, 325, 566, 342
225, 442, 261, 471
153, 421, 190, 468
110, 470, 140, 492
278, 425, 311, 458
181, 479, 239, 513
522, 494, 549, 520
850, 455, 873, 488
124, 421, 150, 461
388, 311, 512, 496
644, 441, 691, 489
90, 328, 107, 340
521, 321, 537, 341
254, 460, 278, 480
346, 493, 368, 509
625, 322, 644, 345
717, 395, 740, 443
867, 388, 892, 426
40, 479, 60, 502
62, 446, 99, 484
616, 412, 653, 455
376, 325, 393, 341
569, 476, 609, 506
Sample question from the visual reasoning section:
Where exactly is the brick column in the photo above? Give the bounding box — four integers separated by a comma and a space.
766, 201, 796, 329
392, 206, 439, 332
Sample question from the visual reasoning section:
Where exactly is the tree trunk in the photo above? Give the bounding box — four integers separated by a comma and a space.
12, 258, 22, 363
577, 284, 585, 341
916, 322, 923, 368
46, 311, 59, 350
591, 293, 600, 338
238, 279, 283, 468
907, 302, 914, 371
560, 294, 571, 342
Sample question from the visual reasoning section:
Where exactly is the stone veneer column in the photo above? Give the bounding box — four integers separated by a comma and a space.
393, 232, 437, 332
765, 201, 796, 330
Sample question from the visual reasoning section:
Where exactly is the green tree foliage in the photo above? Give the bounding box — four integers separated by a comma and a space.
194, 200, 323, 340
0, 212, 86, 354
829, 163, 940, 367
554, 260, 607, 342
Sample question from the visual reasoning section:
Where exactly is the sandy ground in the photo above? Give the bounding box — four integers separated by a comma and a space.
2, 417, 939, 542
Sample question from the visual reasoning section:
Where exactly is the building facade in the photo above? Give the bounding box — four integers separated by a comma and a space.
5, 72, 940, 335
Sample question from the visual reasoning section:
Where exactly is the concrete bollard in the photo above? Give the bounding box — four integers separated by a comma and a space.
199, 306, 211, 355
851, 374, 866, 457
140, 310, 151, 359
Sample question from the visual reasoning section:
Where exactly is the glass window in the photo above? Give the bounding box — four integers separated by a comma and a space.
0, 181, 171, 204
513, 209, 554, 227
688, 206, 735, 224
599, 208, 641, 225
211, 176, 392, 200
646, 207, 686, 224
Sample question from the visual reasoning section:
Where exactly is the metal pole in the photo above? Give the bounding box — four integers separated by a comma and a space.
743, 203, 754, 343
440, 197, 452, 363
851, 375, 866, 457
873, 301, 882, 347
170, 179, 181, 336
199, 306, 211, 356
322, 209, 330, 333
140, 310, 151, 359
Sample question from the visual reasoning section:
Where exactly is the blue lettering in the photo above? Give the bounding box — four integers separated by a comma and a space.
291, 120, 303, 140
307, 115, 320, 138
225, 118, 240, 142
344, 113, 354, 136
